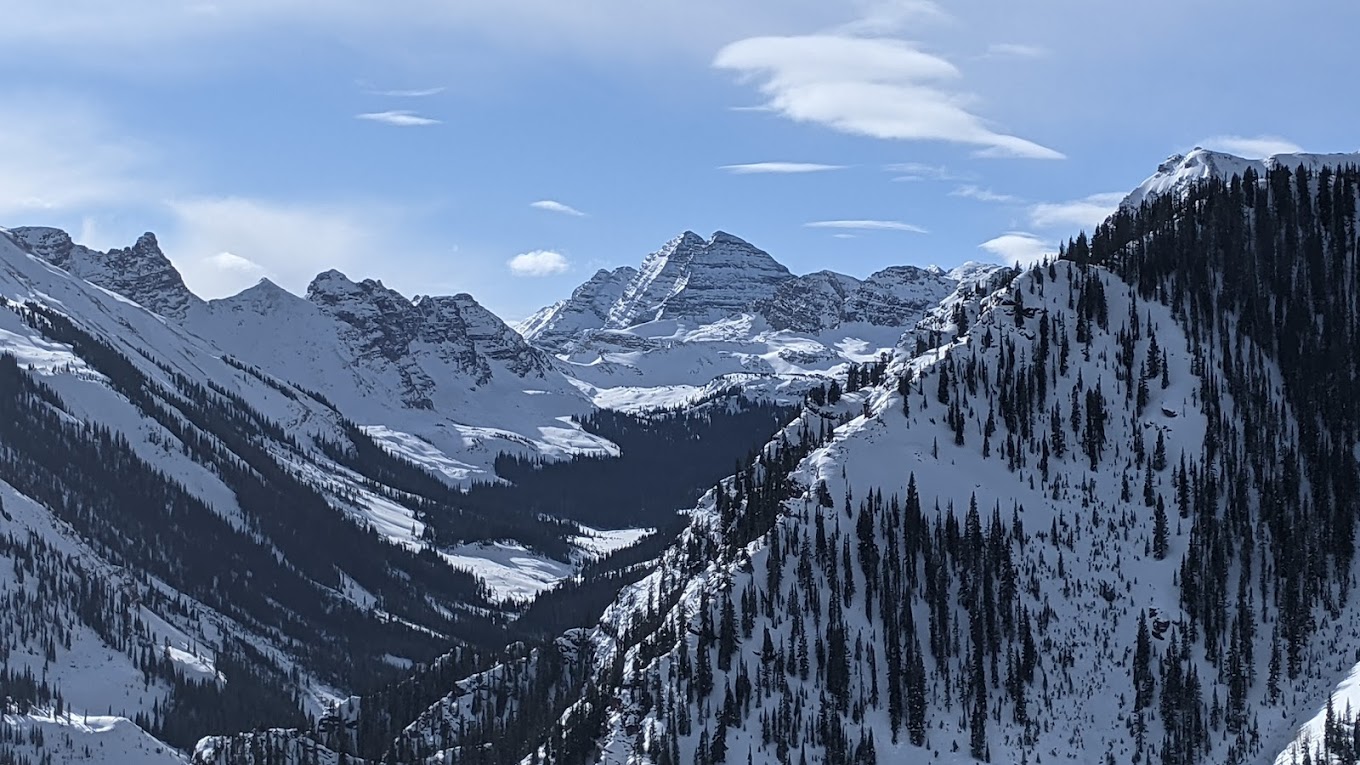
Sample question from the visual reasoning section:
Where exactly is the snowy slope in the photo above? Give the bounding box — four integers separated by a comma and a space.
546, 261, 1212, 764
443, 527, 654, 604
8, 225, 613, 487
0, 224, 632, 762
1121, 147, 1360, 208
9, 226, 203, 319
317, 239, 1358, 765
2, 710, 188, 765
183, 271, 612, 485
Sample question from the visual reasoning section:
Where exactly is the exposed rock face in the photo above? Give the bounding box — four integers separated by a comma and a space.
11, 226, 202, 319
305, 270, 554, 407
15, 226, 573, 421
607, 230, 793, 328
842, 265, 955, 327
759, 270, 863, 333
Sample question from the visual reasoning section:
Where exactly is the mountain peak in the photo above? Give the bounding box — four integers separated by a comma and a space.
607, 229, 792, 327
516, 265, 640, 349
1124, 146, 1360, 210
10, 226, 202, 319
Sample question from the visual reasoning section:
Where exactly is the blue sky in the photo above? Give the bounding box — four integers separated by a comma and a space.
1, 0, 1355, 321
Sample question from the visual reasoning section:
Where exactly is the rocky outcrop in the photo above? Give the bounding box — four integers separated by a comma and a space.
11, 226, 203, 319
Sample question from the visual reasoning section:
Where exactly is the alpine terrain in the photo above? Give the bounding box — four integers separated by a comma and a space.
4, 146, 1360, 765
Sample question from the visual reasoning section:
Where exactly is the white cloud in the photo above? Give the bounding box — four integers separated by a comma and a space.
806, 219, 928, 233
1029, 191, 1124, 230
508, 249, 569, 277
714, 34, 1063, 159
950, 185, 1020, 203
986, 43, 1047, 59
979, 232, 1053, 266
720, 162, 845, 174
206, 251, 267, 274
165, 196, 384, 298
1198, 134, 1303, 158
356, 110, 441, 127
530, 200, 587, 217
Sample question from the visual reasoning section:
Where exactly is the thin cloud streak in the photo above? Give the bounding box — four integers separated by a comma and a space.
356, 110, 441, 127
1199, 134, 1304, 158
951, 185, 1021, 203
721, 162, 845, 174
367, 86, 446, 97
985, 43, 1048, 59
806, 219, 928, 233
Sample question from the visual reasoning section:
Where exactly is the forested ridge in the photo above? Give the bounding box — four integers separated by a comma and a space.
191, 163, 1360, 765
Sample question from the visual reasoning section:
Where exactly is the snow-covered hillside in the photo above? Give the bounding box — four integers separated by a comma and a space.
15, 147, 1360, 765
1121, 147, 1360, 209
184, 270, 611, 485
9, 225, 613, 486
201, 151, 1360, 765
0, 224, 635, 763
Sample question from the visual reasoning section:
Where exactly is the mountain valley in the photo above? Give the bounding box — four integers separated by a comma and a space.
3, 148, 1360, 765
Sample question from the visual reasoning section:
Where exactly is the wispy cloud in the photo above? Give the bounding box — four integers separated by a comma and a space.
1029, 192, 1124, 230
720, 162, 845, 174
356, 110, 441, 127
0, 97, 153, 219
530, 200, 587, 217
833, 0, 950, 34
806, 219, 928, 233
979, 232, 1053, 266
985, 43, 1048, 59
951, 185, 1021, 204
1198, 134, 1303, 158
714, 34, 1063, 159
508, 249, 570, 277
0, 2, 851, 64
363, 85, 446, 97
884, 162, 969, 182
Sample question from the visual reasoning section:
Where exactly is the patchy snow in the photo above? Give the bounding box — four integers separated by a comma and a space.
570, 525, 654, 558
440, 542, 576, 604
1, 710, 188, 764
442, 527, 654, 604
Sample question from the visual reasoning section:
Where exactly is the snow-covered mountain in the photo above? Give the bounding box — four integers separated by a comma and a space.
1121, 146, 1360, 209
519, 230, 991, 411
10, 226, 611, 485
192, 150, 1360, 765
186, 270, 609, 485
10, 226, 203, 319
0, 223, 650, 765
